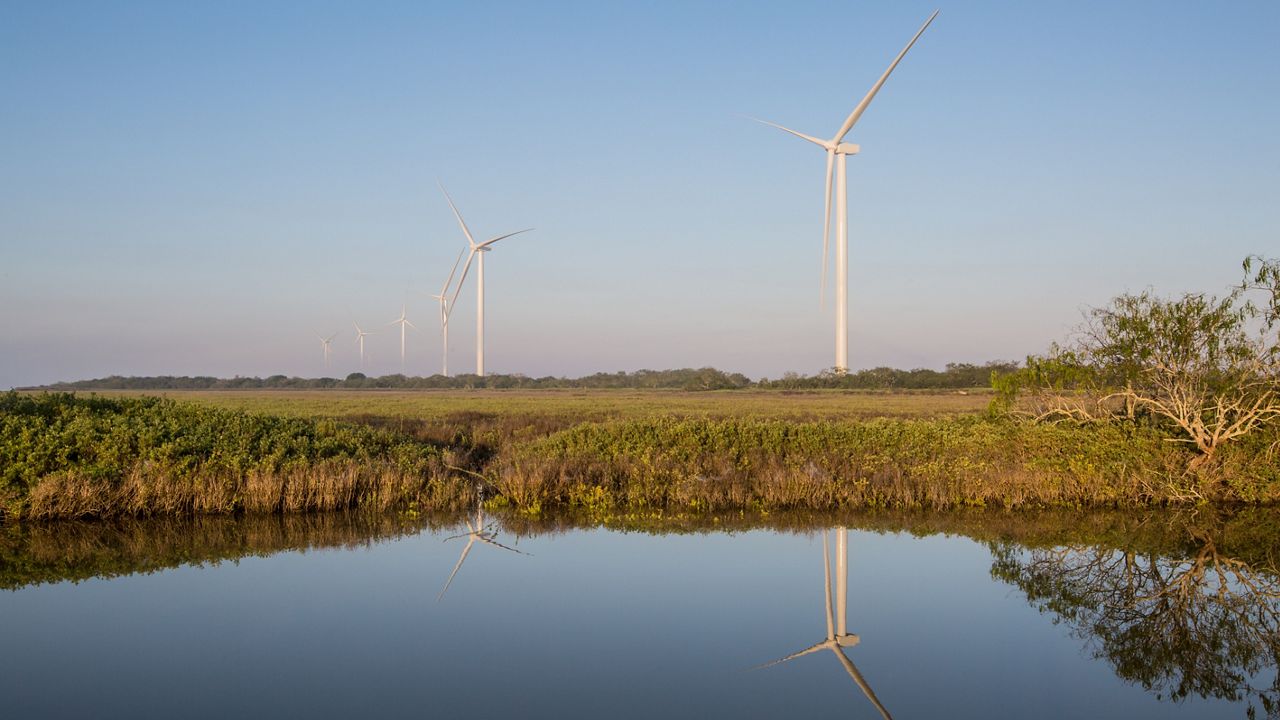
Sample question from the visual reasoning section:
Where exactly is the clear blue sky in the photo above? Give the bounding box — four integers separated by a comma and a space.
2, 1, 1277, 386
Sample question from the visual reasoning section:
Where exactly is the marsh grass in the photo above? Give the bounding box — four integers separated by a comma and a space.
4, 390, 1278, 520
490, 417, 1280, 512
0, 393, 471, 519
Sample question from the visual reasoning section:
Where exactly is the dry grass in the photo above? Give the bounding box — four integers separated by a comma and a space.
21, 461, 474, 520
75, 388, 992, 423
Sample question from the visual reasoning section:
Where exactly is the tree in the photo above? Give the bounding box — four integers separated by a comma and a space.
994, 257, 1280, 465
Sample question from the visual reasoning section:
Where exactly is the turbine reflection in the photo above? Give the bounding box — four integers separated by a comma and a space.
758, 527, 892, 719
437, 501, 528, 601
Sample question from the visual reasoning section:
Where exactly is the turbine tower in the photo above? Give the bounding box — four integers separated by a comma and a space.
389, 305, 416, 370
353, 322, 375, 368
440, 183, 533, 377
757, 527, 892, 719
755, 10, 937, 374
429, 249, 466, 377
316, 332, 338, 370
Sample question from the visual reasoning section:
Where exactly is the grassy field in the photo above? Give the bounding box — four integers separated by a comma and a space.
78, 388, 993, 421
6, 389, 1277, 519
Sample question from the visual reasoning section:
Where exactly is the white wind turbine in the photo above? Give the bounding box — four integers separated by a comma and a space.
440, 183, 533, 377
389, 304, 416, 370
428, 249, 466, 377
353, 322, 376, 369
754, 10, 938, 374
756, 527, 892, 720
316, 332, 338, 370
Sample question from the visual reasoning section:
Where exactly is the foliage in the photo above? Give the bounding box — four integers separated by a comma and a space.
6, 385, 1279, 520
993, 257, 1280, 463
0, 392, 449, 518
761, 362, 1019, 390
31, 367, 755, 391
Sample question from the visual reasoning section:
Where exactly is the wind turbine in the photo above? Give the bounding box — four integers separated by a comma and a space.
754, 10, 937, 374
389, 304, 416, 370
437, 502, 527, 600
428, 248, 466, 377
316, 332, 338, 370
353, 322, 376, 368
440, 183, 533, 377
756, 527, 892, 719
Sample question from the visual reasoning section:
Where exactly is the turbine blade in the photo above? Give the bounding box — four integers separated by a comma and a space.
437, 537, 476, 601
834, 10, 938, 143
750, 117, 829, 148
833, 649, 894, 720
821, 149, 834, 305
476, 536, 528, 555
448, 250, 477, 310
477, 228, 534, 249
441, 247, 465, 296
438, 182, 477, 246
752, 642, 828, 670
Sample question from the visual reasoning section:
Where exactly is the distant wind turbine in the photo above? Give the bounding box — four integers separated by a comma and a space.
440, 183, 533, 377
389, 305, 416, 370
353, 322, 376, 368
429, 249, 466, 377
316, 332, 338, 370
756, 527, 892, 719
753, 10, 937, 374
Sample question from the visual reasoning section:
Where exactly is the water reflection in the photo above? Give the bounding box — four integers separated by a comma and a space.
992, 525, 1280, 718
5, 508, 1280, 717
438, 502, 528, 600
759, 527, 892, 719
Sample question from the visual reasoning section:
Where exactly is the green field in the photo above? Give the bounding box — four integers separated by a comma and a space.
81, 388, 994, 421
5, 388, 1277, 520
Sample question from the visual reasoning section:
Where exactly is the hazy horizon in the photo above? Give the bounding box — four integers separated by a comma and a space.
3, 1, 1277, 389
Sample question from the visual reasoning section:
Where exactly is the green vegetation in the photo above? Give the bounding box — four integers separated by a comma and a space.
4, 385, 1277, 520
487, 414, 1278, 513
0, 393, 466, 519
995, 256, 1280, 476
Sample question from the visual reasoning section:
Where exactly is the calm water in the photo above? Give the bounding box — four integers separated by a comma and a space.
1, 510, 1276, 719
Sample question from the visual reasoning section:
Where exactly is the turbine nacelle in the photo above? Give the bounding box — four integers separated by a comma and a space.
836, 142, 861, 155
836, 633, 861, 648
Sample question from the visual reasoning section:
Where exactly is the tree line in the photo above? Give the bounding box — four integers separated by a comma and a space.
26, 363, 1016, 392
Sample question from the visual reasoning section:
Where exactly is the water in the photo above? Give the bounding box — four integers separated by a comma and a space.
1, 510, 1276, 719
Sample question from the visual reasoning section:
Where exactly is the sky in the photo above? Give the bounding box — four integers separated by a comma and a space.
1, 1, 1277, 387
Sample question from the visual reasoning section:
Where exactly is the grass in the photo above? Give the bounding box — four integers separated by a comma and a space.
0, 393, 470, 519
79, 388, 993, 422
4, 388, 1278, 520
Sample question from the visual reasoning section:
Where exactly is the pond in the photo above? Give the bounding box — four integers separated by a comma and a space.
1, 508, 1276, 719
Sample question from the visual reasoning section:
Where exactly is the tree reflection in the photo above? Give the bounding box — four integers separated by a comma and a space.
992, 526, 1280, 718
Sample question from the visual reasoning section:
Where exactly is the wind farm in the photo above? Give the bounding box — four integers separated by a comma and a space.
4, 4, 1279, 719
270, 12, 939, 381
